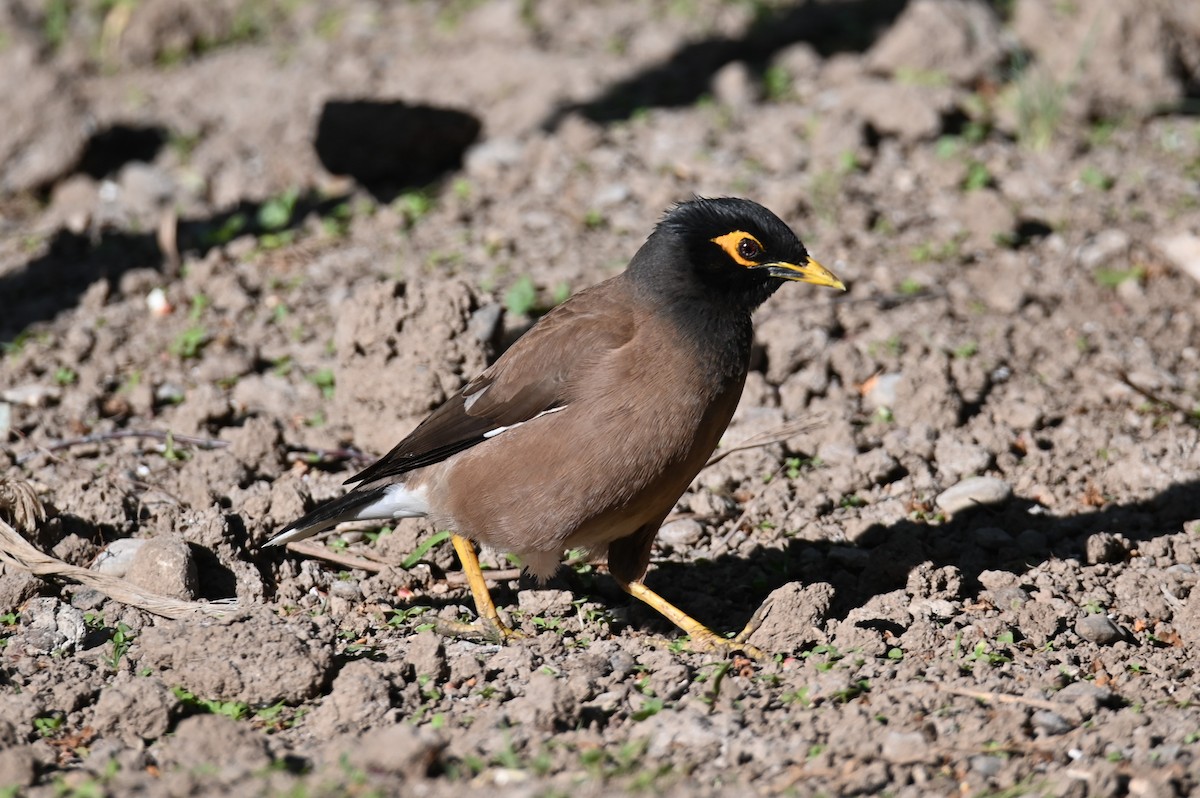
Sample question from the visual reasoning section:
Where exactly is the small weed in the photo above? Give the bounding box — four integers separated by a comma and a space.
162, 431, 190, 463
886, 647, 904, 660
953, 340, 979, 359
582, 209, 606, 229
169, 325, 208, 359
172, 686, 250, 721
258, 188, 300, 231
781, 687, 812, 707
1093, 265, 1145, 288
832, 679, 871, 703
105, 622, 133, 670
839, 494, 866, 509
963, 161, 993, 191
54, 367, 78, 385
504, 275, 538, 316
395, 190, 433, 227
202, 213, 248, 247
402, 530, 452, 569
34, 714, 65, 738
1080, 165, 1114, 191
307, 368, 336, 399
898, 277, 924, 296
762, 65, 791, 101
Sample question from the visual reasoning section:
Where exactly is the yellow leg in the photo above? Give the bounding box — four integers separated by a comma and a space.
450, 534, 521, 642
617, 578, 765, 661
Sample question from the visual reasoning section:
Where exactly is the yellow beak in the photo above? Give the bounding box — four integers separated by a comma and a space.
764, 256, 846, 291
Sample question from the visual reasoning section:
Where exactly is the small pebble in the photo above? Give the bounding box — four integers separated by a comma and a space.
935, 477, 1012, 515
1032, 709, 1072, 736
1085, 532, 1128, 565
659, 519, 704, 548
1076, 614, 1123, 645
881, 731, 932, 765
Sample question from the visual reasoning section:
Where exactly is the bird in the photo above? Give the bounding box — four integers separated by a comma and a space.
267, 197, 844, 657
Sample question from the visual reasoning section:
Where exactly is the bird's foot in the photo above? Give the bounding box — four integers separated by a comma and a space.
433, 614, 525, 644
683, 628, 767, 662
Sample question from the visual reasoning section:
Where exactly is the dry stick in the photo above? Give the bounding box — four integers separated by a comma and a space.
15, 429, 229, 464
929, 683, 1071, 714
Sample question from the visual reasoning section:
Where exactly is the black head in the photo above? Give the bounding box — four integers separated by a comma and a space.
630, 197, 844, 309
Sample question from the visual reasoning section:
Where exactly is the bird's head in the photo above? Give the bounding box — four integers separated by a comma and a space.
638, 197, 845, 306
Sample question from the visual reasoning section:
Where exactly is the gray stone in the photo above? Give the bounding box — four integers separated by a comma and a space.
90, 677, 176, 742
1156, 232, 1200, 284
92, 539, 146, 577
933, 437, 992, 481
935, 476, 1012, 515
1032, 709, 1073, 736
881, 730, 933, 764
712, 60, 756, 107
862, 372, 902, 411
867, 0, 1005, 85
1076, 614, 1124, 645
658, 518, 704, 548
406, 630, 448, 681
1085, 532, 1129, 565
0, 746, 36, 790
125, 535, 199, 601
16, 597, 86, 654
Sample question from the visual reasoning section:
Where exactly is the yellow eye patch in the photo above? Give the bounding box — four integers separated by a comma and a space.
709, 231, 764, 267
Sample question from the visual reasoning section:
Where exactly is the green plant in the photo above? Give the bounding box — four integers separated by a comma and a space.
105, 622, 133, 670
172, 686, 250, 720
504, 275, 538, 316
762, 65, 791, 101
1080, 165, 1114, 191
402, 530, 451, 569
54, 367, 78, 385
963, 161, 992, 191
34, 713, 65, 738
308, 368, 335, 399
258, 188, 299, 231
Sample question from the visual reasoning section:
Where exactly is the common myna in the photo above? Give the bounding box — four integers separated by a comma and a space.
269, 197, 844, 656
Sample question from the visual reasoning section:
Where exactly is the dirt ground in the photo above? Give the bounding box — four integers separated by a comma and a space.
2, 0, 1200, 795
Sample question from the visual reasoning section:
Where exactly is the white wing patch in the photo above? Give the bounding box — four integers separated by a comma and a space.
357, 483, 430, 520
482, 405, 568, 440
463, 385, 487, 412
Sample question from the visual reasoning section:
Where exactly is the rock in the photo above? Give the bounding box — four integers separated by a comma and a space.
92, 539, 146, 577
134, 610, 334, 704
746, 582, 833, 653
658, 518, 704, 548
304, 660, 400, 738
1077, 229, 1131, 270
867, 0, 1005, 85
954, 189, 1016, 249
406, 630, 448, 681
881, 730, 934, 764
90, 677, 176, 742
1, 383, 62, 407
1155, 232, 1200, 284
1076, 614, 1124, 645
504, 671, 574, 731
0, 43, 89, 194
712, 61, 756, 108
1012, 0, 1190, 117
0, 746, 37, 790
0, 571, 42, 613
125, 535, 199, 601
1032, 709, 1073, 736
933, 438, 993, 482
935, 476, 1012, 515
332, 723, 443, 780
1056, 681, 1116, 718
154, 714, 271, 777
15, 597, 86, 655
862, 372, 902, 411
1085, 532, 1129, 565
839, 80, 955, 142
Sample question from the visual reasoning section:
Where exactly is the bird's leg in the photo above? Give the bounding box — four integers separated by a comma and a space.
616, 578, 765, 661
447, 534, 522, 642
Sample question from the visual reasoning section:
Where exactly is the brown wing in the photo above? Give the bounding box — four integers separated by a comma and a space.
347, 278, 635, 486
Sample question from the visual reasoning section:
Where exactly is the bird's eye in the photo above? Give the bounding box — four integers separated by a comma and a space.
737, 238, 761, 261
